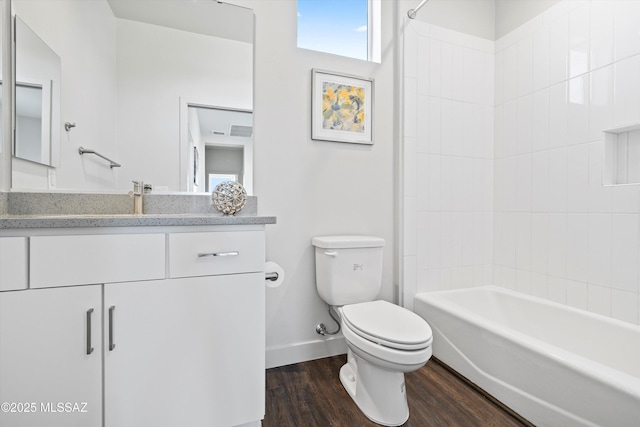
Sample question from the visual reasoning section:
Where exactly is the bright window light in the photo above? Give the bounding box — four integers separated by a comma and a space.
297, 0, 380, 63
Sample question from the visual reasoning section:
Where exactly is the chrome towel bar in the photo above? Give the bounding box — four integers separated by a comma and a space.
78, 146, 121, 168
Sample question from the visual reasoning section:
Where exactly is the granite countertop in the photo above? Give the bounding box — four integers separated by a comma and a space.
0, 213, 277, 229
0, 191, 276, 229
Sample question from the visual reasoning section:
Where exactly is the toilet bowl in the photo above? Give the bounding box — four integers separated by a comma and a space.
312, 236, 433, 426
337, 300, 432, 426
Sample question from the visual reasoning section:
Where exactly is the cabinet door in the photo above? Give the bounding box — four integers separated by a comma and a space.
0, 286, 103, 427
104, 273, 265, 427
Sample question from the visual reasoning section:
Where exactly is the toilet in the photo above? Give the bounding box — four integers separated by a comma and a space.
312, 235, 433, 426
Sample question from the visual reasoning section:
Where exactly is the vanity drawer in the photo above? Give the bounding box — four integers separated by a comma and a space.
169, 231, 264, 278
30, 234, 165, 288
0, 237, 28, 291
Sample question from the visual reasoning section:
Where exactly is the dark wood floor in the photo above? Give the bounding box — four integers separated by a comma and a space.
264, 355, 534, 427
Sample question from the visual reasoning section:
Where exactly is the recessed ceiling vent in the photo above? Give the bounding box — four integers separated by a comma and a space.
229, 125, 253, 138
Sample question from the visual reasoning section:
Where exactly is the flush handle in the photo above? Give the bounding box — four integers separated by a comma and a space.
324, 251, 338, 257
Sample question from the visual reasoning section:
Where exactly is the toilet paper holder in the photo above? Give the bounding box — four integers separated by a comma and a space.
265, 271, 279, 281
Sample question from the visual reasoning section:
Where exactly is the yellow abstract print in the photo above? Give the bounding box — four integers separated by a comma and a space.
321, 83, 366, 133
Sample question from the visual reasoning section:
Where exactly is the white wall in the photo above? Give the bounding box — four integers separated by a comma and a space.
398, 0, 496, 40
230, 0, 397, 367
402, 20, 495, 310
494, 0, 640, 325
495, 0, 561, 39
115, 19, 252, 191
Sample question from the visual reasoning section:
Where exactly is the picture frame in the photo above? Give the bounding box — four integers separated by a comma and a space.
311, 69, 374, 145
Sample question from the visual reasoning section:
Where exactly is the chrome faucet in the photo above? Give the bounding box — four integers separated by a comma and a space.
129, 180, 144, 214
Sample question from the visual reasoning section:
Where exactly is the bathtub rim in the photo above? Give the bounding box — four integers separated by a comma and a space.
414, 285, 640, 401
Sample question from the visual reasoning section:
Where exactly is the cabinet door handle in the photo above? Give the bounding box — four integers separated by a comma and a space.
86, 308, 94, 355
197, 251, 239, 258
108, 306, 116, 351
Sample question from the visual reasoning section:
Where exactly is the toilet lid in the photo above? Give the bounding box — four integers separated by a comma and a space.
341, 300, 432, 351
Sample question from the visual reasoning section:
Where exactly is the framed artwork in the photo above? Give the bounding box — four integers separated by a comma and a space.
311, 69, 374, 144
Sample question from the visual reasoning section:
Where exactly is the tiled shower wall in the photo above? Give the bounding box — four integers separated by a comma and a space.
494, 0, 640, 324
402, 20, 495, 310
403, 0, 640, 325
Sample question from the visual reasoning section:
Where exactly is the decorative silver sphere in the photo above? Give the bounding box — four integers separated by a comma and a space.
211, 181, 247, 215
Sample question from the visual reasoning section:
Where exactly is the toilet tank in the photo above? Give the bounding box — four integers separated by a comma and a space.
312, 236, 385, 306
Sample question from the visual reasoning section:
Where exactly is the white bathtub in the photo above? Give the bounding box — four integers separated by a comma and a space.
414, 285, 640, 427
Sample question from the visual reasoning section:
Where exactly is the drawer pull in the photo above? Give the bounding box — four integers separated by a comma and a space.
108, 306, 116, 351
197, 251, 239, 258
86, 308, 94, 355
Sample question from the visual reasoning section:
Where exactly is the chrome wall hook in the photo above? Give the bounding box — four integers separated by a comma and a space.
64, 122, 76, 131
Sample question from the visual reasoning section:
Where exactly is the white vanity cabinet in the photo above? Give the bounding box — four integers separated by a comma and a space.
0, 226, 266, 427
0, 285, 103, 427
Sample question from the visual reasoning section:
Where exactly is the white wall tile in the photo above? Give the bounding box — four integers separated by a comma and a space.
613, 0, 640, 62
548, 147, 568, 212
517, 95, 533, 155
403, 255, 417, 308
612, 184, 640, 213
417, 95, 429, 153
532, 151, 550, 212
405, 196, 418, 257
404, 77, 417, 138
589, 65, 614, 142
426, 154, 442, 212
547, 275, 567, 304
404, 137, 417, 197
532, 88, 550, 152
613, 55, 640, 127
516, 269, 533, 295
568, 74, 589, 145
611, 213, 640, 292
427, 97, 442, 154
440, 212, 453, 268
533, 25, 550, 92
417, 153, 429, 212
587, 213, 612, 287
516, 154, 532, 212
590, 0, 614, 71
611, 288, 639, 324
417, 35, 430, 95
547, 213, 567, 277
441, 156, 453, 211
495, 50, 504, 106
567, 143, 589, 212
452, 44, 465, 102
517, 35, 534, 97
516, 213, 532, 271
588, 283, 611, 316
549, 13, 569, 85
503, 44, 518, 102
463, 47, 476, 104
441, 42, 453, 99
568, 3, 590, 79
530, 272, 549, 298
429, 39, 442, 98
588, 141, 613, 212
549, 82, 569, 149
441, 99, 453, 156
404, 25, 418, 79
566, 279, 588, 310
531, 214, 549, 274
566, 213, 589, 282
503, 101, 518, 157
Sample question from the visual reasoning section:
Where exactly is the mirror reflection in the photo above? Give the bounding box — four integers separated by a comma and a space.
187, 106, 253, 194
11, 0, 253, 193
14, 16, 61, 167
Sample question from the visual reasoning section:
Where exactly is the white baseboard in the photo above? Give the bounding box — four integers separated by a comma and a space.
266, 336, 347, 369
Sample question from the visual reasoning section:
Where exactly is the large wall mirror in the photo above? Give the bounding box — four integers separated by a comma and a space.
10, 0, 253, 193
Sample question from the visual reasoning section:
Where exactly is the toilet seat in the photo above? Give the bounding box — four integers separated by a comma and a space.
341, 300, 432, 351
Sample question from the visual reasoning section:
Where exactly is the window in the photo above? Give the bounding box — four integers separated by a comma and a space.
297, 0, 381, 63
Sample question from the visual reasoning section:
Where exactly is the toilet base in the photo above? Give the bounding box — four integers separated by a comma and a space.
339, 349, 409, 427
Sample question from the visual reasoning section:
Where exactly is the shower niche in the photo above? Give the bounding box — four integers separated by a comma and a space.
604, 124, 640, 186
